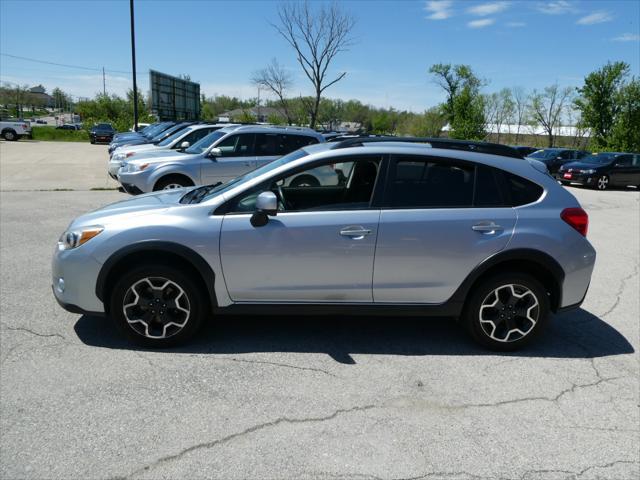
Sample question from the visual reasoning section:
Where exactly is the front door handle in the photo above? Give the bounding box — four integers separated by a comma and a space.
472, 222, 503, 234
340, 226, 371, 239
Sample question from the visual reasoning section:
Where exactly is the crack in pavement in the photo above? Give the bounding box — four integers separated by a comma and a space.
450, 374, 624, 410
599, 261, 639, 319
118, 404, 378, 479
210, 356, 338, 377
1, 323, 66, 340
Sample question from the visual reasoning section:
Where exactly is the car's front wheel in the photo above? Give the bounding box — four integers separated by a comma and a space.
109, 264, 206, 347
154, 175, 194, 191
463, 273, 549, 351
2, 129, 17, 141
596, 175, 609, 190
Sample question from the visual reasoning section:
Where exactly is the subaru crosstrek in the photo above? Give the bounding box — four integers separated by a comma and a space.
52, 138, 596, 351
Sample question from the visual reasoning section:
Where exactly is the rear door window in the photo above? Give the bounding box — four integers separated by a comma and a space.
385, 156, 474, 208
474, 166, 506, 207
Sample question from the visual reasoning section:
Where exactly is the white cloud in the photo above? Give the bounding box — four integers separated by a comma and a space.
467, 2, 509, 16
536, 1, 575, 15
506, 21, 526, 27
468, 18, 495, 28
425, 0, 453, 20
576, 11, 613, 25
612, 33, 640, 42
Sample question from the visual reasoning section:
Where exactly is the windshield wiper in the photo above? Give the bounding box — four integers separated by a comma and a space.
180, 183, 223, 204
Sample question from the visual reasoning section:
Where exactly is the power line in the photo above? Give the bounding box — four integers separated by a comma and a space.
0, 52, 133, 75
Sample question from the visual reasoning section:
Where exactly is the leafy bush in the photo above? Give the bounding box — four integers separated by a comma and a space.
31, 126, 89, 142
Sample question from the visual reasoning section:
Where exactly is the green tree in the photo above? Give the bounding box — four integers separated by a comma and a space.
609, 79, 640, 152
398, 107, 447, 137
449, 87, 486, 140
574, 61, 630, 149
429, 63, 482, 124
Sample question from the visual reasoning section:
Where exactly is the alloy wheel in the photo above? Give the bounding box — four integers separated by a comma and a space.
163, 183, 184, 190
478, 284, 539, 343
597, 175, 609, 190
122, 277, 191, 339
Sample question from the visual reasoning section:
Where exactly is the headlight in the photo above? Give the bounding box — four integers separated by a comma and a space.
124, 162, 149, 173
112, 152, 125, 161
58, 226, 103, 250
580, 169, 596, 174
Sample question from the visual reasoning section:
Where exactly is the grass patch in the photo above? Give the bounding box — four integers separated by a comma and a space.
31, 126, 89, 142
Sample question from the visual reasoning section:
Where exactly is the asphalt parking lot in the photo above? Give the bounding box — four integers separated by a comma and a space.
0, 141, 638, 480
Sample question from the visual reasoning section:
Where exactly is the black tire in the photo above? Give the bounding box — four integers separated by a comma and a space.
290, 174, 320, 188
109, 264, 207, 348
90, 138, 95, 144
154, 175, 194, 191
462, 272, 550, 351
595, 175, 609, 190
2, 129, 18, 141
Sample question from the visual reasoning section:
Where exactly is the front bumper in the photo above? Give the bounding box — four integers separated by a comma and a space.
118, 171, 151, 194
52, 245, 105, 314
555, 172, 596, 186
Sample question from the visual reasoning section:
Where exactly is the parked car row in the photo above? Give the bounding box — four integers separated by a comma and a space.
109, 124, 325, 194
55, 135, 596, 350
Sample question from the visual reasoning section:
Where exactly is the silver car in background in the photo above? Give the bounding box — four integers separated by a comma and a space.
53, 137, 596, 351
117, 125, 324, 193
107, 124, 229, 179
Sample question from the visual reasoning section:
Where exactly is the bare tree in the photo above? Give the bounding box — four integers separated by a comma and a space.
511, 86, 528, 144
252, 58, 294, 125
529, 84, 573, 147
272, 1, 356, 128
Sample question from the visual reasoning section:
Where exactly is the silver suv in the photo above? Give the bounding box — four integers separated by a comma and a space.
52, 138, 596, 350
116, 125, 324, 194
107, 124, 228, 179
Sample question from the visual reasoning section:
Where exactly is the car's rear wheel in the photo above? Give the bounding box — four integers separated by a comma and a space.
463, 273, 549, 351
596, 175, 609, 190
154, 175, 194, 191
2, 129, 17, 141
109, 264, 206, 347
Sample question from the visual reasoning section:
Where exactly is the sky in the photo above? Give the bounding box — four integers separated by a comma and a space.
1, 0, 638, 112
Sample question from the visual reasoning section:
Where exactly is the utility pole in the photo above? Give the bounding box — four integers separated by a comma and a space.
129, 0, 139, 131
102, 67, 106, 96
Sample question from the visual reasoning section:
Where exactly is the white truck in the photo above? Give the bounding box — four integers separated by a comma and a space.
1, 120, 32, 141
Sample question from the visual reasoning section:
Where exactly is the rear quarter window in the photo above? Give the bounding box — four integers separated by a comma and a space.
503, 171, 544, 206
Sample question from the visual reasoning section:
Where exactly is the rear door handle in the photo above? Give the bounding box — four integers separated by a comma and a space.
472, 222, 503, 234
340, 226, 371, 239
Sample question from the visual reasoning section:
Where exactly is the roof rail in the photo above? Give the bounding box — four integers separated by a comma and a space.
331, 136, 524, 159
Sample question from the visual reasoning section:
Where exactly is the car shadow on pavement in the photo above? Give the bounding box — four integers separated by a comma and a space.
74, 307, 634, 364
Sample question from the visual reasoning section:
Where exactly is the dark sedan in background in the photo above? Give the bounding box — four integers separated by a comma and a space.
556, 152, 640, 190
526, 148, 591, 173
89, 123, 116, 144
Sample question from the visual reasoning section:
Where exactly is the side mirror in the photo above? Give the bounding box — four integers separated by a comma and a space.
179, 141, 190, 149
208, 147, 222, 159
251, 191, 278, 227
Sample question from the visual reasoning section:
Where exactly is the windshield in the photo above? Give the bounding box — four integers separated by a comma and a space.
156, 127, 190, 147
150, 124, 184, 142
143, 123, 172, 139
94, 123, 112, 130
185, 130, 226, 154
528, 149, 559, 159
186, 148, 311, 204
582, 153, 617, 164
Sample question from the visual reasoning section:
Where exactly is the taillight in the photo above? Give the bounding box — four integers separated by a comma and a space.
561, 207, 588, 237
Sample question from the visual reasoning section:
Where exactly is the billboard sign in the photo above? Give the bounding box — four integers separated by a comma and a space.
149, 70, 200, 121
